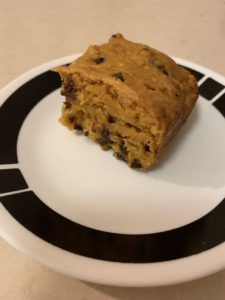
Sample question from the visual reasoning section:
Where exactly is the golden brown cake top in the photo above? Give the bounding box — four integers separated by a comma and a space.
55, 33, 198, 134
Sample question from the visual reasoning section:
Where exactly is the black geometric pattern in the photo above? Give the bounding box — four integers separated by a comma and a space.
0, 191, 225, 263
199, 78, 224, 100
213, 92, 225, 117
0, 71, 60, 164
0, 169, 28, 194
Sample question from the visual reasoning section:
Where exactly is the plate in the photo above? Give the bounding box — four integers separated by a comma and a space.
0, 55, 225, 287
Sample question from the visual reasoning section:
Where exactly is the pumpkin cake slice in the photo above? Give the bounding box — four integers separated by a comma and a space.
54, 34, 198, 171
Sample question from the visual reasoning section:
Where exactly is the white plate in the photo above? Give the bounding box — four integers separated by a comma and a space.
0, 55, 225, 287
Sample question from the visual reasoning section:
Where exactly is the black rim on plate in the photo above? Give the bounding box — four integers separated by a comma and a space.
0, 65, 225, 263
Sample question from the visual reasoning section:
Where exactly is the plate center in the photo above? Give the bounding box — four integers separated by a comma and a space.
17, 90, 225, 234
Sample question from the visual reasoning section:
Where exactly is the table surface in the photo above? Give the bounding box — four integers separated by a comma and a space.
1, 0, 225, 299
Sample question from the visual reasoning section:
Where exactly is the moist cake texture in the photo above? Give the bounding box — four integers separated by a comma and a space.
54, 34, 198, 171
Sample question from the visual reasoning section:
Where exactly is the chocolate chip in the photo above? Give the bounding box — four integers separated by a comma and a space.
95, 57, 105, 64
144, 83, 156, 91
111, 34, 117, 38
117, 153, 126, 162
116, 132, 123, 138
131, 159, 142, 169
108, 115, 116, 123
112, 72, 125, 82
63, 100, 72, 109
102, 127, 109, 138
150, 59, 169, 76
142, 47, 149, 51
98, 127, 110, 145
84, 131, 89, 136
61, 80, 77, 99
144, 144, 151, 152
68, 116, 75, 123
74, 124, 83, 130
162, 69, 169, 76
119, 144, 128, 157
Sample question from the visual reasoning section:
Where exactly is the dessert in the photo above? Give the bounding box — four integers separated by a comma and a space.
54, 34, 198, 170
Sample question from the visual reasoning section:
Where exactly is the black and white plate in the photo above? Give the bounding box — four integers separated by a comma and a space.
0, 55, 225, 287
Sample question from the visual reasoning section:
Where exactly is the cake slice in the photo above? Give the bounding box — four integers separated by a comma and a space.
54, 33, 198, 171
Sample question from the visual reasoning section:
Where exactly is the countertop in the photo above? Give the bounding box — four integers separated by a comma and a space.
0, 0, 225, 299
